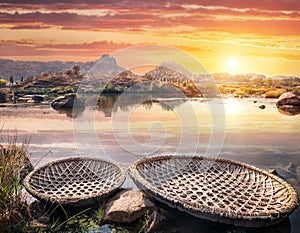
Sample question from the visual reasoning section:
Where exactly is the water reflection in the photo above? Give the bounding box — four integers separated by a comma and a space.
51, 93, 183, 118
224, 98, 238, 115
2, 96, 299, 232
156, 208, 291, 233
277, 107, 300, 116
96, 93, 185, 117
54, 107, 85, 118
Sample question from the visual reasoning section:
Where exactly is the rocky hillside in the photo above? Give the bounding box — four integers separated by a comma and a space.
22, 72, 83, 89
0, 59, 95, 81
6, 56, 203, 100
146, 64, 201, 97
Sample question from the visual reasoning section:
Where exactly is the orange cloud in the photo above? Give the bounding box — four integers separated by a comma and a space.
0, 40, 133, 58
0, 0, 299, 75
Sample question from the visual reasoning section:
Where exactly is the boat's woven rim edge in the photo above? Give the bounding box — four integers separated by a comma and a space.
128, 154, 299, 222
23, 157, 126, 205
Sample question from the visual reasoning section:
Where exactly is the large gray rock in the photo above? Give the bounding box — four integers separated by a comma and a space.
51, 93, 84, 110
103, 189, 156, 223
276, 91, 300, 107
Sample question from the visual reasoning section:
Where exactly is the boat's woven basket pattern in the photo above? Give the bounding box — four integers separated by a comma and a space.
24, 157, 126, 206
129, 155, 299, 227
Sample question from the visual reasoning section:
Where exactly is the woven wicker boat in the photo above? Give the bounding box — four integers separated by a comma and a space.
24, 157, 126, 207
129, 155, 299, 227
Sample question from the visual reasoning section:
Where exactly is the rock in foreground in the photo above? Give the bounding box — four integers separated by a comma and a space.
103, 189, 156, 223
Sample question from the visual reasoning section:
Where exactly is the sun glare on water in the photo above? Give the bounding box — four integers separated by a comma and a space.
225, 98, 238, 115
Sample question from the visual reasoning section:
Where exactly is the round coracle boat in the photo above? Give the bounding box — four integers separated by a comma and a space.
24, 157, 126, 207
129, 155, 299, 227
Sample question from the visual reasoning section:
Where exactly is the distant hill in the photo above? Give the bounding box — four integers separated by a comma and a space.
1, 57, 299, 84
0, 59, 95, 81
7, 56, 202, 98
146, 63, 201, 97
1, 56, 299, 102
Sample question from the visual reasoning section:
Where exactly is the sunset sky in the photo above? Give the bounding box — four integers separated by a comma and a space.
0, 0, 300, 76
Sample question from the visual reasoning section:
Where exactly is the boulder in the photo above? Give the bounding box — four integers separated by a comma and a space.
103, 189, 156, 223
32, 95, 44, 103
276, 91, 300, 107
259, 105, 265, 109
51, 93, 84, 110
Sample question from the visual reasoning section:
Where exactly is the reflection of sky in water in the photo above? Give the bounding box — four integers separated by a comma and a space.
1, 98, 299, 164
0, 97, 300, 232
1, 98, 299, 163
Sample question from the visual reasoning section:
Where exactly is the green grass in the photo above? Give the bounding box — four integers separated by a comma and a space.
138, 210, 151, 233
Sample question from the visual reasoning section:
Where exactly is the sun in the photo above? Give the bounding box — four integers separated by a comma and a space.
227, 59, 238, 70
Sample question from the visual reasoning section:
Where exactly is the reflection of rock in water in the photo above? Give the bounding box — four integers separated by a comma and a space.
96, 93, 185, 117
97, 94, 119, 117
142, 100, 173, 111
55, 108, 85, 118
277, 107, 300, 116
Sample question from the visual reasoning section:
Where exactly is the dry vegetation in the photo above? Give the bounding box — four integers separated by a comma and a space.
0, 136, 32, 232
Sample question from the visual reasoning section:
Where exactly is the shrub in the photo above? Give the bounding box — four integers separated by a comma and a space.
265, 89, 286, 98
204, 83, 219, 97
64, 86, 75, 94
234, 89, 246, 97
0, 79, 7, 87
22, 77, 34, 84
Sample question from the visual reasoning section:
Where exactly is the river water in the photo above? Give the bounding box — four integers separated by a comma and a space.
0, 96, 299, 233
